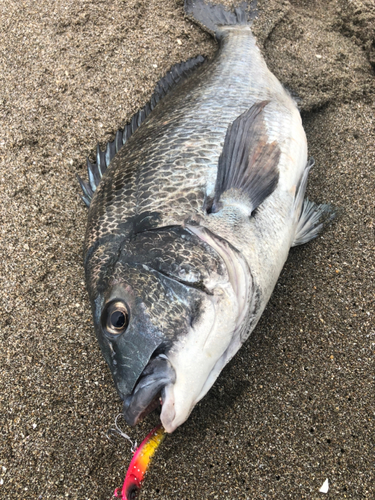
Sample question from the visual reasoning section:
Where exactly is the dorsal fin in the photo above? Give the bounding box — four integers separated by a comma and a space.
78, 55, 206, 206
210, 101, 280, 215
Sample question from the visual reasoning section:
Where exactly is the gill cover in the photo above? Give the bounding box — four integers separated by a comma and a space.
85, 225, 228, 404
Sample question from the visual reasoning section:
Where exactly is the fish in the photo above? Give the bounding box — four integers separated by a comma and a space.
78, 0, 333, 434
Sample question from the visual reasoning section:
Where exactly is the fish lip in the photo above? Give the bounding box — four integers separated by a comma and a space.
122, 354, 175, 426
123, 393, 161, 426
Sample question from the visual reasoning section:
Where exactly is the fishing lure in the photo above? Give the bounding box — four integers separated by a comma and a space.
114, 425, 166, 500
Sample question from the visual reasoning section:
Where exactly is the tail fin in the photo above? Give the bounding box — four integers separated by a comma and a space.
184, 0, 258, 36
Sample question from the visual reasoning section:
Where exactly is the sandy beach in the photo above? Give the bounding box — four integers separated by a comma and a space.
0, 0, 374, 498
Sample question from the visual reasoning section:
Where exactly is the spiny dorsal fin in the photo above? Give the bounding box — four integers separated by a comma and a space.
210, 101, 280, 215
78, 55, 206, 206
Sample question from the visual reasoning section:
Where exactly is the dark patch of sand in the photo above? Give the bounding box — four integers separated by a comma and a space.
0, 0, 374, 498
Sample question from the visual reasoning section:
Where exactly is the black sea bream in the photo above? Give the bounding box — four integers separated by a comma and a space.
79, 0, 331, 433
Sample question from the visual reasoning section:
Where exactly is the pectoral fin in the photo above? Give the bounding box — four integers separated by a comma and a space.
210, 101, 280, 215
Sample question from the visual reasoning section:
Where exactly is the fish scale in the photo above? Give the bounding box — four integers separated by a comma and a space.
85, 27, 299, 255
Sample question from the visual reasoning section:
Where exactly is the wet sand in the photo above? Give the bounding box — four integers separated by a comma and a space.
0, 0, 374, 498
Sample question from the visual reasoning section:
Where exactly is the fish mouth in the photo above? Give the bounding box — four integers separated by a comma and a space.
122, 354, 175, 426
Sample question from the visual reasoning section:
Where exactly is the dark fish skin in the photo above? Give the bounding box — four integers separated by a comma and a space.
82, 1, 331, 432
85, 226, 227, 398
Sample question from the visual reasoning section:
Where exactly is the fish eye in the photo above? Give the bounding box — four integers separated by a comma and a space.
103, 301, 129, 335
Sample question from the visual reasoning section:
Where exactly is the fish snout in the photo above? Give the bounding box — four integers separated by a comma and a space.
122, 355, 175, 426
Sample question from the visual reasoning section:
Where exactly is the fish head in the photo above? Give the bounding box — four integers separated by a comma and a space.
85, 225, 253, 433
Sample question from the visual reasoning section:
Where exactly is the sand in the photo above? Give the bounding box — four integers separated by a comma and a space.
0, 0, 374, 498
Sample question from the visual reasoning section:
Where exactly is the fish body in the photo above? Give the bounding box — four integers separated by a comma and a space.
81, 0, 331, 433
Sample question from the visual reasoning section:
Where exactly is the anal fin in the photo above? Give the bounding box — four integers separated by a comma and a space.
292, 158, 335, 246
293, 199, 335, 246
